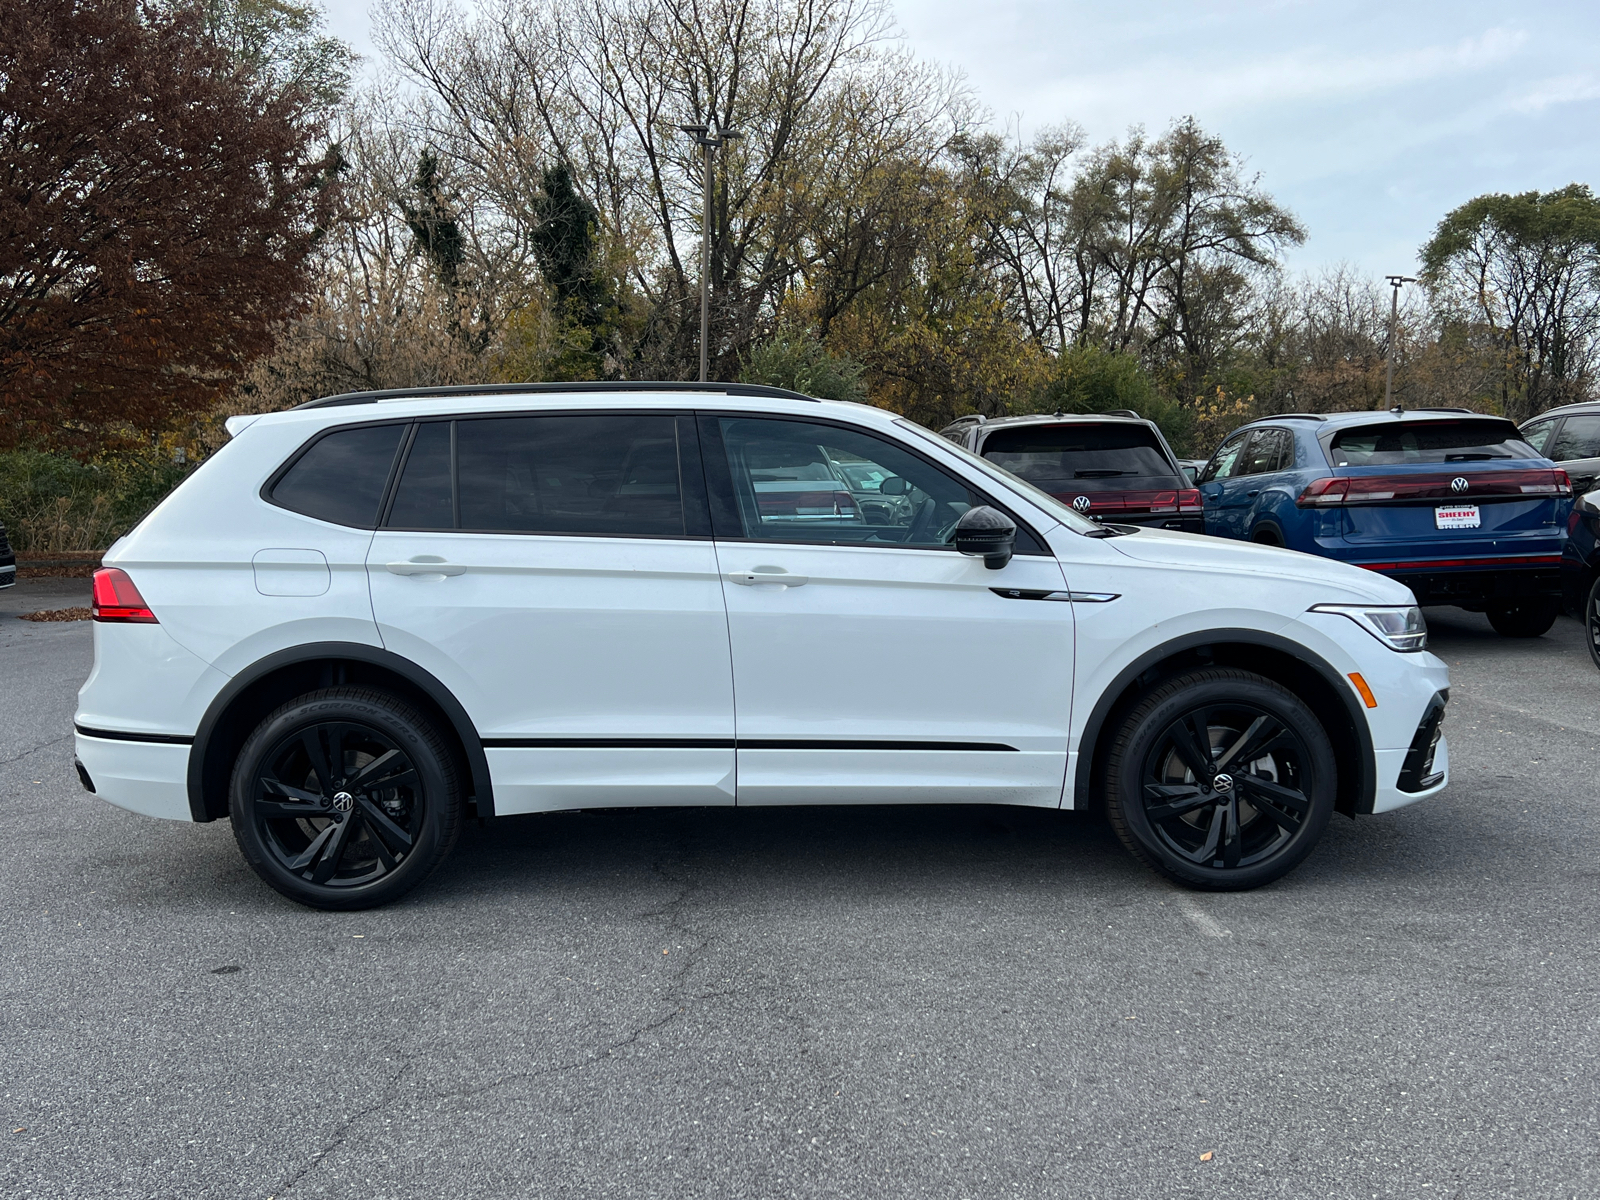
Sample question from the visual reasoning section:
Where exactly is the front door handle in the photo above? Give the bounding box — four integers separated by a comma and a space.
728, 569, 808, 588
387, 557, 466, 577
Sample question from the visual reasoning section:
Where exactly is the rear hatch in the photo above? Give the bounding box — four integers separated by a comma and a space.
978, 421, 1200, 521
1301, 418, 1569, 568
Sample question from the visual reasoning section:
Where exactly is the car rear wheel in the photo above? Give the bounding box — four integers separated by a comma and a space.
1102, 669, 1336, 891
1486, 598, 1559, 638
229, 687, 462, 910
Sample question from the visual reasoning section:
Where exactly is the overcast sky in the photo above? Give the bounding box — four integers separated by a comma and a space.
319, 0, 1600, 278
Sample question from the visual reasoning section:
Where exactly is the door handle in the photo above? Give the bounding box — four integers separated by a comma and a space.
387, 557, 466, 577
1246, 490, 1260, 498
728, 569, 808, 588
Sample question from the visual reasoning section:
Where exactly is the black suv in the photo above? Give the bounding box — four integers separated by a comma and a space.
938, 412, 1203, 532
0, 518, 14, 589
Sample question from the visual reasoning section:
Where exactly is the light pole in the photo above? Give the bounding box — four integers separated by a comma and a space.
679, 122, 740, 382
1384, 274, 1416, 411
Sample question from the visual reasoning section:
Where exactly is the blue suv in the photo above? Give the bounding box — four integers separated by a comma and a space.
1195, 409, 1572, 637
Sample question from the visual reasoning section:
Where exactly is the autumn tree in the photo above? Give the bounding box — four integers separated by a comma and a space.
1421, 185, 1600, 422
0, 0, 337, 453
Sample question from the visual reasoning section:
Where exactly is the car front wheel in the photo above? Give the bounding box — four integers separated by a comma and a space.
229, 687, 462, 910
1585, 578, 1600, 670
1486, 598, 1559, 638
1102, 669, 1336, 891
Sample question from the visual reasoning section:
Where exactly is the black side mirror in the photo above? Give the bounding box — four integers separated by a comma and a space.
952, 505, 1016, 570
879, 475, 909, 496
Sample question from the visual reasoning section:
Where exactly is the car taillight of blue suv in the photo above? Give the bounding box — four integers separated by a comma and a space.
1195, 409, 1572, 637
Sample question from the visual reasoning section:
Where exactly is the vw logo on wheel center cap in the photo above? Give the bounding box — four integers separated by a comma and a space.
1451, 477, 1469, 493
1071, 495, 1092, 512
1211, 773, 1234, 793
332, 791, 355, 812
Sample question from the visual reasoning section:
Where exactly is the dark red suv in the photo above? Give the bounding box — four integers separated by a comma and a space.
938, 412, 1203, 532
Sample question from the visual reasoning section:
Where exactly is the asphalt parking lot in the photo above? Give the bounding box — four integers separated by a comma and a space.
3, 578, 1598, 1200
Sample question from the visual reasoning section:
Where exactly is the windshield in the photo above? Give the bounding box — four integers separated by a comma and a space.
979, 423, 1179, 491
894, 419, 1101, 534
1329, 419, 1539, 466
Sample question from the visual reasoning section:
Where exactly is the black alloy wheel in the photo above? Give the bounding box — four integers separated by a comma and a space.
1103, 669, 1335, 890
1586, 577, 1600, 671
1486, 597, 1560, 638
230, 688, 461, 909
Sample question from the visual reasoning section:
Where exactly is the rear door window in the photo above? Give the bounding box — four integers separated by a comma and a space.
979, 423, 1179, 491
1328, 420, 1539, 466
385, 413, 697, 538
269, 423, 404, 528
1240, 429, 1289, 475
1551, 414, 1600, 462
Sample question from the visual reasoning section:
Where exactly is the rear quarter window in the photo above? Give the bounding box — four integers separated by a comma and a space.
1327, 420, 1539, 467
268, 423, 405, 528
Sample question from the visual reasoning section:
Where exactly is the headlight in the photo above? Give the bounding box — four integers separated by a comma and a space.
1309, 603, 1428, 652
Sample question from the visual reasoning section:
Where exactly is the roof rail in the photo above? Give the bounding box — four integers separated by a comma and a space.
1097, 409, 1141, 419
1271, 413, 1328, 422
1408, 406, 1477, 414
291, 381, 821, 411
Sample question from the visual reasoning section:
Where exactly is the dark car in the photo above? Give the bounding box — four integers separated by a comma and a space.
1194, 409, 1572, 636
938, 412, 1203, 532
1520, 402, 1600, 494
1559, 488, 1600, 668
0, 518, 14, 589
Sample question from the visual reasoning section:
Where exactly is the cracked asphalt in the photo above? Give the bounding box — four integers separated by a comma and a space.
3, 577, 1599, 1199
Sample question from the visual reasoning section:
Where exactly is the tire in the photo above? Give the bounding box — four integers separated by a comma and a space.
1486, 597, 1559, 638
1250, 527, 1282, 546
1102, 668, 1336, 891
1586, 578, 1600, 671
229, 687, 462, 910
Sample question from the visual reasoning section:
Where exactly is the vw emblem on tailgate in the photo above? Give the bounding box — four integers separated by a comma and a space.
1071, 495, 1092, 512
1451, 477, 1469, 493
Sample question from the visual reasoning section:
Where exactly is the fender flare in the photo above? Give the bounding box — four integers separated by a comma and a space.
186, 641, 493, 822
1070, 627, 1376, 815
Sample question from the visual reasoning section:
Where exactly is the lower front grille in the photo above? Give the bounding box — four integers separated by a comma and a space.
1397, 694, 1447, 793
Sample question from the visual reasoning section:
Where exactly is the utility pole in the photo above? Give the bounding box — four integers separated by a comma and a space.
679, 122, 741, 383
1384, 274, 1416, 411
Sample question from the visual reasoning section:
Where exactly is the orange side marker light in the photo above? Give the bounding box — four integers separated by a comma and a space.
1348, 672, 1377, 709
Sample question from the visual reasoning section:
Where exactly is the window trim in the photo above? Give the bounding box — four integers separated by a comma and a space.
696, 411, 1052, 556
377, 409, 714, 541
261, 418, 410, 530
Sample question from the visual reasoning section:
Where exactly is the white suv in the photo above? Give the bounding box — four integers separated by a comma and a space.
74, 384, 1450, 909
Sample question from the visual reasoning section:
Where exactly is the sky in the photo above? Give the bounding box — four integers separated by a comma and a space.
318, 0, 1600, 279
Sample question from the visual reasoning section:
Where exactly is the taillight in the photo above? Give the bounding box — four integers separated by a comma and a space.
1297, 478, 1350, 507
91, 568, 158, 623
1176, 488, 1203, 513
1297, 469, 1572, 507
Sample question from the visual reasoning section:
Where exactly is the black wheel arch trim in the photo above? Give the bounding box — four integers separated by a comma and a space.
186, 642, 493, 823
1070, 627, 1377, 817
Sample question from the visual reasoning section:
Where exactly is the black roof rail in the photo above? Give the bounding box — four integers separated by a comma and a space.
1408, 407, 1478, 414
1096, 409, 1142, 419
291, 381, 821, 411
1270, 413, 1328, 422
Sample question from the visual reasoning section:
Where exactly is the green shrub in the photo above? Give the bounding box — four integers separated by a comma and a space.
1013, 346, 1196, 455
740, 328, 868, 403
0, 448, 191, 552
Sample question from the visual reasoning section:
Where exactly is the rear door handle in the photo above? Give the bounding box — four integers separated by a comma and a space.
728, 569, 808, 588
387, 557, 466, 577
